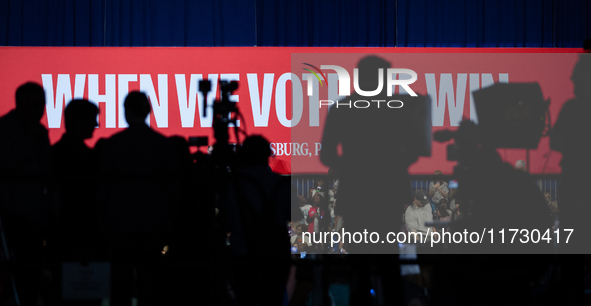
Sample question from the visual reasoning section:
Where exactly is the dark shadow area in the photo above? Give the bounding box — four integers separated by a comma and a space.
319, 55, 431, 305
0, 48, 590, 306
0, 82, 51, 306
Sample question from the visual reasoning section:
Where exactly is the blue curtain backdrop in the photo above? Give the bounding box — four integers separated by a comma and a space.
0, 0, 589, 47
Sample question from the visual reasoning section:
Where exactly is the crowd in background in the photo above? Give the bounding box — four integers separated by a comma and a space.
289, 167, 560, 254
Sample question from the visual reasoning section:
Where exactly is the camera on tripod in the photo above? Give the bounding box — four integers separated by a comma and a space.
435, 82, 550, 161
197, 79, 239, 118
194, 79, 242, 169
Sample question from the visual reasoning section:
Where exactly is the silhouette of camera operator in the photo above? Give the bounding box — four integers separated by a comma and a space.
423, 116, 554, 306
439, 120, 551, 253
547, 53, 591, 305
551, 54, 591, 252
320, 56, 420, 253
320, 55, 421, 305
224, 135, 290, 306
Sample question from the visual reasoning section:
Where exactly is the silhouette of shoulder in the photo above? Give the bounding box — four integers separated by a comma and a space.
0, 110, 50, 172
52, 134, 94, 173
552, 97, 591, 172
100, 125, 177, 173
0, 110, 49, 141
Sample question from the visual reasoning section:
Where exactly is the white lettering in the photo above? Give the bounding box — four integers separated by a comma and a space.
319, 100, 334, 108
387, 69, 418, 96
118, 74, 138, 127
321, 66, 350, 96
175, 74, 217, 128
426, 73, 467, 127
336, 100, 351, 108
301, 143, 309, 156
353, 100, 370, 108
387, 100, 404, 108
303, 73, 320, 126
371, 100, 386, 108
275, 73, 303, 127
276, 143, 284, 156
88, 74, 116, 128
221, 74, 240, 127
353, 68, 384, 96
140, 74, 168, 128
327, 73, 346, 113
247, 73, 274, 127
42, 74, 70, 128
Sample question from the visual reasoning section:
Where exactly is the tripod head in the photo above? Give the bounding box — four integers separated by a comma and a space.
197, 79, 241, 169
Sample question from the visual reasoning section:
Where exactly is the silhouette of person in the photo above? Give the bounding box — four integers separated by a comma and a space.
320, 55, 421, 305
51, 99, 101, 249
0, 82, 51, 306
225, 135, 291, 306
427, 114, 551, 304
444, 121, 551, 250
98, 91, 178, 306
162, 135, 217, 305
0, 82, 51, 223
166, 135, 198, 259
321, 56, 420, 252
551, 54, 591, 251
48, 99, 102, 305
548, 53, 591, 305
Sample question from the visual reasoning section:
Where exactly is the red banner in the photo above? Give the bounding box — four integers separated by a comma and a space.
0, 47, 582, 174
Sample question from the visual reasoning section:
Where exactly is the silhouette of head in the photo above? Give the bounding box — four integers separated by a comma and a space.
64, 99, 98, 140
356, 55, 391, 94
124, 91, 151, 126
571, 55, 591, 98
15, 82, 45, 124
239, 135, 272, 166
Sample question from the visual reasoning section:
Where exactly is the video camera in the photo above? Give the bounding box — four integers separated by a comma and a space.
435, 82, 550, 161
